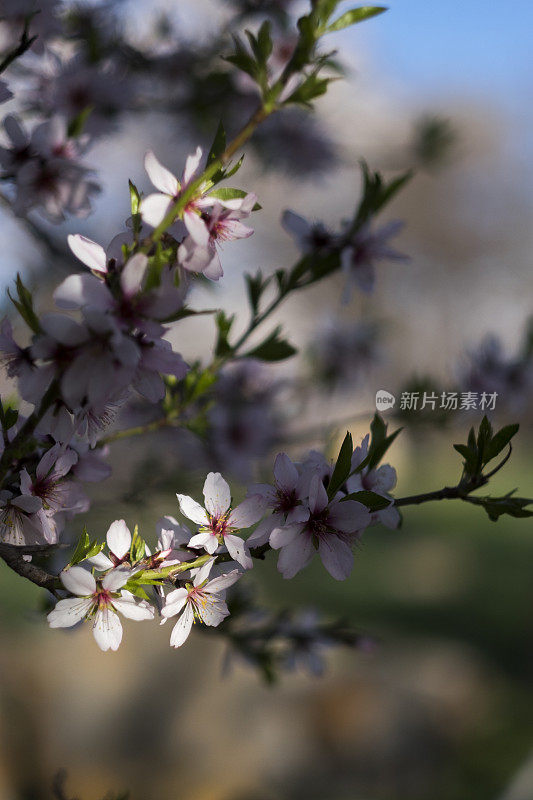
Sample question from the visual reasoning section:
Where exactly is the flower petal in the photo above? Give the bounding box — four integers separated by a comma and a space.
318, 536, 353, 581
224, 533, 252, 570
140, 193, 173, 228
67, 234, 107, 273
273, 452, 299, 491
203, 472, 231, 518
113, 592, 154, 620
277, 533, 314, 579
47, 597, 93, 628
60, 565, 96, 596
176, 493, 208, 526
228, 495, 266, 529
120, 253, 148, 298
183, 146, 202, 186
205, 570, 242, 594
102, 566, 133, 592
92, 606, 123, 651
169, 603, 194, 647
144, 150, 179, 195
54, 274, 113, 311
106, 519, 131, 560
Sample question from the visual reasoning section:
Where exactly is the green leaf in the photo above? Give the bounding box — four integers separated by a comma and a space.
327, 6, 387, 33
327, 431, 353, 500
286, 73, 333, 107
365, 413, 402, 471
0, 401, 18, 431
342, 490, 391, 511
257, 20, 274, 62
207, 121, 227, 166
215, 311, 235, 357
130, 525, 147, 563
67, 105, 93, 138
245, 327, 297, 362
8, 274, 40, 334
245, 272, 272, 315
468, 493, 533, 522
159, 307, 217, 324
123, 581, 151, 601
128, 180, 142, 236
223, 155, 245, 180
484, 423, 519, 464
68, 528, 104, 568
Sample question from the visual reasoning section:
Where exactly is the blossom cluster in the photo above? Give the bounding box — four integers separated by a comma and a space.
47, 438, 399, 651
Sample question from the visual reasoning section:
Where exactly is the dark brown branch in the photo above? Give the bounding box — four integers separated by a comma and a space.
0, 543, 61, 593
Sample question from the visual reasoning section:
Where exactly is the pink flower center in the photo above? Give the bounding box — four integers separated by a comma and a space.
94, 589, 112, 609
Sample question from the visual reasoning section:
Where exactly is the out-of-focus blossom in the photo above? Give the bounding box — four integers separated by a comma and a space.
459, 334, 533, 416
161, 559, 241, 648
0, 318, 55, 404
309, 318, 381, 390
30, 54, 131, 137
0, 114, 99, 221
207, 360, 282, 480
31, 310, 140, 409
0, 80, 13, 104
341, 220, 408, 299
281, 209, 335, 253
177, 472, 265, 569
280, 609, 334, 677
48, 565, 154, 652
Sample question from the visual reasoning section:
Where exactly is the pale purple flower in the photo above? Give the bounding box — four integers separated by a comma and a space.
32, 54, 131, 137
55, 252, 188, 335
19, 443, 77, 511
281, 210, 335, 253
0, 318, 55, 404
177, 472, 266, 569
341, 221, 408, 299
310, 318, 381, 390
272, 473, 371, 580
346, 434, 400, 529
70, 441, 111, 483
161, 559, 242, 648
0, 488, 44, 546
178, 195, 256, 281
133, 336, 188, 402
31, 310, 140, 408
0, 80, 13, 104
0, 115, 99, 221
247, 452, 309, 547
47, 565, 154, 652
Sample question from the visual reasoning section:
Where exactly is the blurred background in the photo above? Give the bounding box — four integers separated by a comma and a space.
0, 1, 532, 798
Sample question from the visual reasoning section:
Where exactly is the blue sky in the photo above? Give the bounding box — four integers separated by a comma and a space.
345, 0, 533, 106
